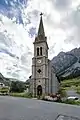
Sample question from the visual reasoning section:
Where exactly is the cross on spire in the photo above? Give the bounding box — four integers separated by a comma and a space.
40, 12, 43, 16
38, 12, 45, 36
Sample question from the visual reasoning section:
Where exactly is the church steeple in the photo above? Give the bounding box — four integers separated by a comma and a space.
38, 13, 45, 37
34, 12, 48, 46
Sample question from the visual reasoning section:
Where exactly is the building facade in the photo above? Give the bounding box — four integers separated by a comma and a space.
30, 14, 59, 97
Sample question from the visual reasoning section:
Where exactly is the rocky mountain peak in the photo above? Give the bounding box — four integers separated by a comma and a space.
51, 47, 80, 79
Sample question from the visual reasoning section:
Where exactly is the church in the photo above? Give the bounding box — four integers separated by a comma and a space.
30, 13, 60, 97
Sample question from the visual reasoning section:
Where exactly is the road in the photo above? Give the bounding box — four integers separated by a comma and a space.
66, 90, 80, 99
0, 96, 80, 120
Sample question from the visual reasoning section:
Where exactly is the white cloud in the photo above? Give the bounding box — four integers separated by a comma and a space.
0, 14, 33, 81
23, 0, 80, 59
0, 0, 80, 81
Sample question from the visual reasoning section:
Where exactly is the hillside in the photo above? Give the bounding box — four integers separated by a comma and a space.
0, 73, 19, 86
0, 73, 10, 86
52, 48, 80, 80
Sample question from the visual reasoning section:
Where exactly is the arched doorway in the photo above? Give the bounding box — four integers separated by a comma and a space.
37, 85, 42, 96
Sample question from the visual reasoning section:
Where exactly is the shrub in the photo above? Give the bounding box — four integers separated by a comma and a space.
0, 87, 9, 94
10, 81, 26, 93
58, 88, 67, 97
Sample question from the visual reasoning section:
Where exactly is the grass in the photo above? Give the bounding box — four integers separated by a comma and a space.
61, 77, 80, 94
59, 77, 80, 105
7, 77, 80, 105
75, 86, 80, 94
10, 92, 32, 98
10, 92, 80, 106
61, 77, 80, 88
61, 99, 80, 105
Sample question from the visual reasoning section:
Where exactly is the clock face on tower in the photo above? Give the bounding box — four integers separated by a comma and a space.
37, 59, 41, 63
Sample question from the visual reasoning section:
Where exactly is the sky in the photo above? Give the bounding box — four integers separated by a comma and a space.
0, 0, 80, 81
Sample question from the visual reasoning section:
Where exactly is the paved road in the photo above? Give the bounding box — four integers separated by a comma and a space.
66, 90, 80, 99
0, 96, 80, 120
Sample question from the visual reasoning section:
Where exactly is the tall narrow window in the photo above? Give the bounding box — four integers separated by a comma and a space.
40, 47, 42, 56
37, 47, 39, 56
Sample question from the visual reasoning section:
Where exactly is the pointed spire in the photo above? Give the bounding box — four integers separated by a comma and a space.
38, 13, 45, 36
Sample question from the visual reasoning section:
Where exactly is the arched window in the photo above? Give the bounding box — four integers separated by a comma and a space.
40, 47, 42, 56
37, 47, 39, 56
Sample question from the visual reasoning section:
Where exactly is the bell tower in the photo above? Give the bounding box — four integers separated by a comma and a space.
31, 13, 49, 97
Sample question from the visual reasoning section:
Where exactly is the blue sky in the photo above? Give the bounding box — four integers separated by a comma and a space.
0, 0, 80, 81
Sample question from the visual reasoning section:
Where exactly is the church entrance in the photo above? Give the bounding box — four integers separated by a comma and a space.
37, 85, 42, 96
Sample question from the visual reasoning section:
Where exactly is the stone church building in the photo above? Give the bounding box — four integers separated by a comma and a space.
30, 13, 60, 97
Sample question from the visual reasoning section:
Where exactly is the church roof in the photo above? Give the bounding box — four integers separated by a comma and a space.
38, 13, 45, 37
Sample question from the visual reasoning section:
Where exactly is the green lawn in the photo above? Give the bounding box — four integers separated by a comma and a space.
10, 92, 32, 98
61, 99, 80, 105
61, 77, 80, 94
61, 78, 80, 87
75, 86, 80, 94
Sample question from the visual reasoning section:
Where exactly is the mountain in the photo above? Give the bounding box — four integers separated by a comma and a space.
0, 0, 80, 82
0, 72, 20, 86
51, 48, 80, 80
0, 73, 10, 86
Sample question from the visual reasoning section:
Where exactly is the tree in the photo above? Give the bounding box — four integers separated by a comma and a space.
10, 81, 26, 93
